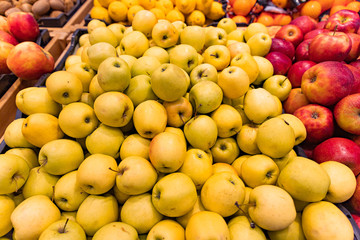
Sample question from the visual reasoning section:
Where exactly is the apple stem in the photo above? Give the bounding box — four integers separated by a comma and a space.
235, 201, 256, 228
333, 25, 338, 36
108, 167, 119, 173
51, 185, 55, 202
60, 218, 69, 234
281, 77, 288, 85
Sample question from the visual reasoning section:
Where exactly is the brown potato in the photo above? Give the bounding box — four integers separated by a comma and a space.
64, 0, 73, 12
20, 2, 31, 11
0, 1, 12, 15
49, 0, 64, 11
32, 0, 50, 16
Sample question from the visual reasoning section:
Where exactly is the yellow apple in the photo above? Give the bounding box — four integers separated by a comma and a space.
119, 134, 151, 160
202, 45, 230, 71
3, 118, 35, 148
163, 96, 193, 127
252, 56, 274, 85
267, 212, 306, 240
5, 148, 38, 169
147, 220, 185, 240
236, 123, 261, 155
143, 46, 170, 64
67, 62, 96, 93
0, 196, 15, 237
22, 167, 59, 199
180, 26, 205, 52
276, 113, 307, 145
39, 219, 87, 240
152, 20, 179, 48
228, 215, 266, 240
132, 10, 157, 38
231, 155, 251, 178
211, 137, 240, 164
244, 22, 269, 42
231, 52, 259, 83
92, 222, 139, 240
246, 32, 272, 56
227, 28, 245, 42
119, 31, 149, 58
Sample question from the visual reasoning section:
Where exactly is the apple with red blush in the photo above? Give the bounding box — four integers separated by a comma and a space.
350, 59, 360, 69
275, 24, 304, 47
283, 88, 310, 114
351, 135, 360, 147
303, 28, 330, 40
325, 9, 360, 33
287, 60, 316, 87
265, 51, 292, 75
0, 41, 14, 74
313, 137, 360, 176
0, 30, 18, 46
293, 104, 334, 145
344, 64, 360, 94
7, 12, 39, 42
345, 33, 360, 63
0, 16, 9, 33
348, 175, 360, 215
295, 39, 312, 61
269, 38, 295, 60
334, 93, 360, 135
290, 15, 317, 35
316, 20, 327, 29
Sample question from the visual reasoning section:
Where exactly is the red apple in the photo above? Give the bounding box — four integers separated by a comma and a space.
283, 88, 310, 114
265, 51, 292, 75
345, 64, 360, 94
350, 59, 360, 69
275, 24, 304, 47
316, 20, 327, 29
352, 135, 360, 147
287, 60, 316, 87
348, 175, 360, 214
334, 93, 360, 135
301, 61, 354, 106
299, 142, 317, 159
295, 39, 312, 61
325, 9, 360, 33
303, 28, 330, 40
0, 41, 14, 74
309, 31, 352, 63
290, 15, 317, 35
352, 214, 360, 228
0, 30, 18, 46
7, 12, 39, 42
269, 38, 295, 60
293, 104, 334, 145
313, 137, 360, 175
6, 41, 54, 81
345, 33, 360, 62
0, 16, 9, 33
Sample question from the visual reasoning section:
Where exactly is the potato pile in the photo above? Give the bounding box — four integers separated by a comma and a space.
0, 0, 77, 19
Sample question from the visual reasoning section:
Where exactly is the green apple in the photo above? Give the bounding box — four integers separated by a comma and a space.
119, 31, 149, 58
302, 201, 353, 240
22, 167, 59, 199
16, 87, 61, 116
0, 195, 15, 237
272, 149, 297, 171
39, 219, 86, 240
211, 137, 240, 164
184, 115, 218, 150
65, 55, 82, 70
218, 66, 250, 99
201, 172, 245, 217
244, 22, 269, 42
150, 63, 189, 102
86, 123, 124, 158
228, 215, 266, 240
263, 75, 292, 101
117, 54, 137, 69
58, 102, 98, 138
248, 185, 296, 231
231, 52, 259, 83
204, 27, 227, 47
54, 171, 88, 212
169, 44, 199, 73
119, 133, 151, 160
89, 74, 105, 100
121, 193, 163, 234
252, 56, 274, 85
133, 100, 167, 138
89, 26, 118, 47
115, 156, 158, 195
277, 156, 331, 202
227, 41, 251, 60
180, 26, 205, 52
256, 117, 295, 158
46, 71, 83, 105
152, 20, 179, 48
217, 18, 237, 34
243, 88, 278, 124
202, 45, 230, 71
38, 139, 84, 175
236, 123, 261, 155
241, 154, 279, 188
227, 28, 245, 42
77, 153, 118, 195
107, 23, 126, 43
185, 211, 230, 239
132, 10, 157, 38
76, 194, 118, 236
4, 118, 35, 148
189, 80, 223, 114
87, 42, 117, 70
267, 212, 306, 240
143, 46, 170, 64
93, 91, 134, 127
246, 32, 272, 56
66, 62, 96, 93
152, 172, 197, 217
131, 56, 161, 77
5, 148, 38, 169
276, 114, 306, 145
320, 161, 356, 203
147, 220, 184, 240
189, 63, 218, 86
97, 57, 131, 92
11, 195, 61, 240
92, 222, 139, 240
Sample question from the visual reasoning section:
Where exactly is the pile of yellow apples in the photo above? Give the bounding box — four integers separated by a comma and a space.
90, 0, 225, 26
0, 11, 357, 240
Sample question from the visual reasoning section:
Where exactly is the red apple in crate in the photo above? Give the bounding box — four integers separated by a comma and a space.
287, 60, 316, 87
275, 24, 304, 47
345, 64, 360, 94
352, 135, 360, 147
0, 30, 18, 45
283, 88, 310, 114
309, 32, 352, 63
301, 61, 354, 106
303, 29, 330, 40
265, 51, 292, 75
334, 93, 360, 135
7, 12, 39, 42
348, 175, 360, 214
325, 9, 360, 33
6, 41, 54, 81
290, 15, 317, 35
350, 59, 360, 69
295, 39, 312, 61
0, 41, 14, 74
299, 142, 317, 159
293, 104, 334, 144
269, 38, 295, 60
313, 137, 360, 175
351, 214, 360, 228
345, 33, 360, 63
